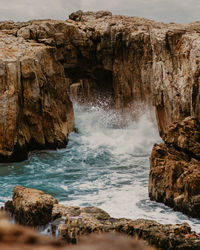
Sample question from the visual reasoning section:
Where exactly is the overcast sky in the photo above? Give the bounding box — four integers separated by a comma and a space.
0, 0, 199, 24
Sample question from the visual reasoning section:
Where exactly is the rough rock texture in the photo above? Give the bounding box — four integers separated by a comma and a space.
6, 187, 200, 249
0, 26, 74, 162
51, 203, 200, 249
5, 186, 58, 226
149, 143, 200, 218
163, 117, 200, 159
67, 233, 155, 250
0, 11, 200, 216
1, 12, 199, 134
149, 116, 200, 217
0, 211, 64, 250
52, 204, 129, 243
0, 212, 155, 250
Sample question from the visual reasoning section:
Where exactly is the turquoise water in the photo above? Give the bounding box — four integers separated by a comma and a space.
0, 102, 199, 232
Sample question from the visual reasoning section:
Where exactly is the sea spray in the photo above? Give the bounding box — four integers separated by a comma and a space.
0, 101, 199, 232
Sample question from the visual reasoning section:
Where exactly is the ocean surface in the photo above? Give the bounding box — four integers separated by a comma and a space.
0, 101, 199, 232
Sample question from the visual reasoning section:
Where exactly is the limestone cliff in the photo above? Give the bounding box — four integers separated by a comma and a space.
3, 12, 199, 134
0, 12, 199, 217
0, 26, 74, 162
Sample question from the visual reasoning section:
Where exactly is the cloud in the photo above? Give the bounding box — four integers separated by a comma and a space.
0, 0, 199, 23
0, 0, 80, 21
80, 0, 200, 23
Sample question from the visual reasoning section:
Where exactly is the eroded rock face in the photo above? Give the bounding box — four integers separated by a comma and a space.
0, 29, 74, 162
163, 117, 200, 159
149, 143, 200, 218
5, 186, 58, 226
149, 115, 200, 218
1, 12, 199, 135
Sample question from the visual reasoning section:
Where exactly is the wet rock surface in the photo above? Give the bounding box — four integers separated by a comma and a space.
52, 204, 200, 249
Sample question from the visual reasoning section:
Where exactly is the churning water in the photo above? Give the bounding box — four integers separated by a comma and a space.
0, 101, 199, 232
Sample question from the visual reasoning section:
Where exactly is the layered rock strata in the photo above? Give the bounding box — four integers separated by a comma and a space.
5, 186, 200, 249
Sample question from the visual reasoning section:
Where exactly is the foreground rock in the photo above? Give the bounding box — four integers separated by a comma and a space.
0, 212, 154, 250
5, 186, 200, 249
5, 186, 58, 226
0, 211, 63, 250
53, 204, 200, 249
149, 117, 200, 218
67, 233, 155, 250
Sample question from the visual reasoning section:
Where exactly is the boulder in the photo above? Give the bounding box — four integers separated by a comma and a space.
52, 204, 129, 243
5, 186, 58, 226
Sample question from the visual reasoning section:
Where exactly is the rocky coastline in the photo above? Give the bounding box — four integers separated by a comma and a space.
4, 186, 200, 249
0, 10, 199, 249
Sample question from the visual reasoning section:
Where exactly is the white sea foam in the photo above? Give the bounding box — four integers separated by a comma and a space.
73, 102, 161, 157
0, 100, 199, 233
60, 101, 200, 232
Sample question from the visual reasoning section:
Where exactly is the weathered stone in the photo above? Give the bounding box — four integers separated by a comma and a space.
0, 211, 64, 250
66, 233, 155, 250
0, 12, 199, 163
52, 204, 118, 243
0, 11, 200, 220
5, 186, 58, 226
0, 30, 74, 162
6, 187, 200, 249
149, 143, 200, 218
117, 219, 200, 250
0, 211, 155, 250
54, 204, 200, 249
1, 12, 199, 134
163, 117, 200, 159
